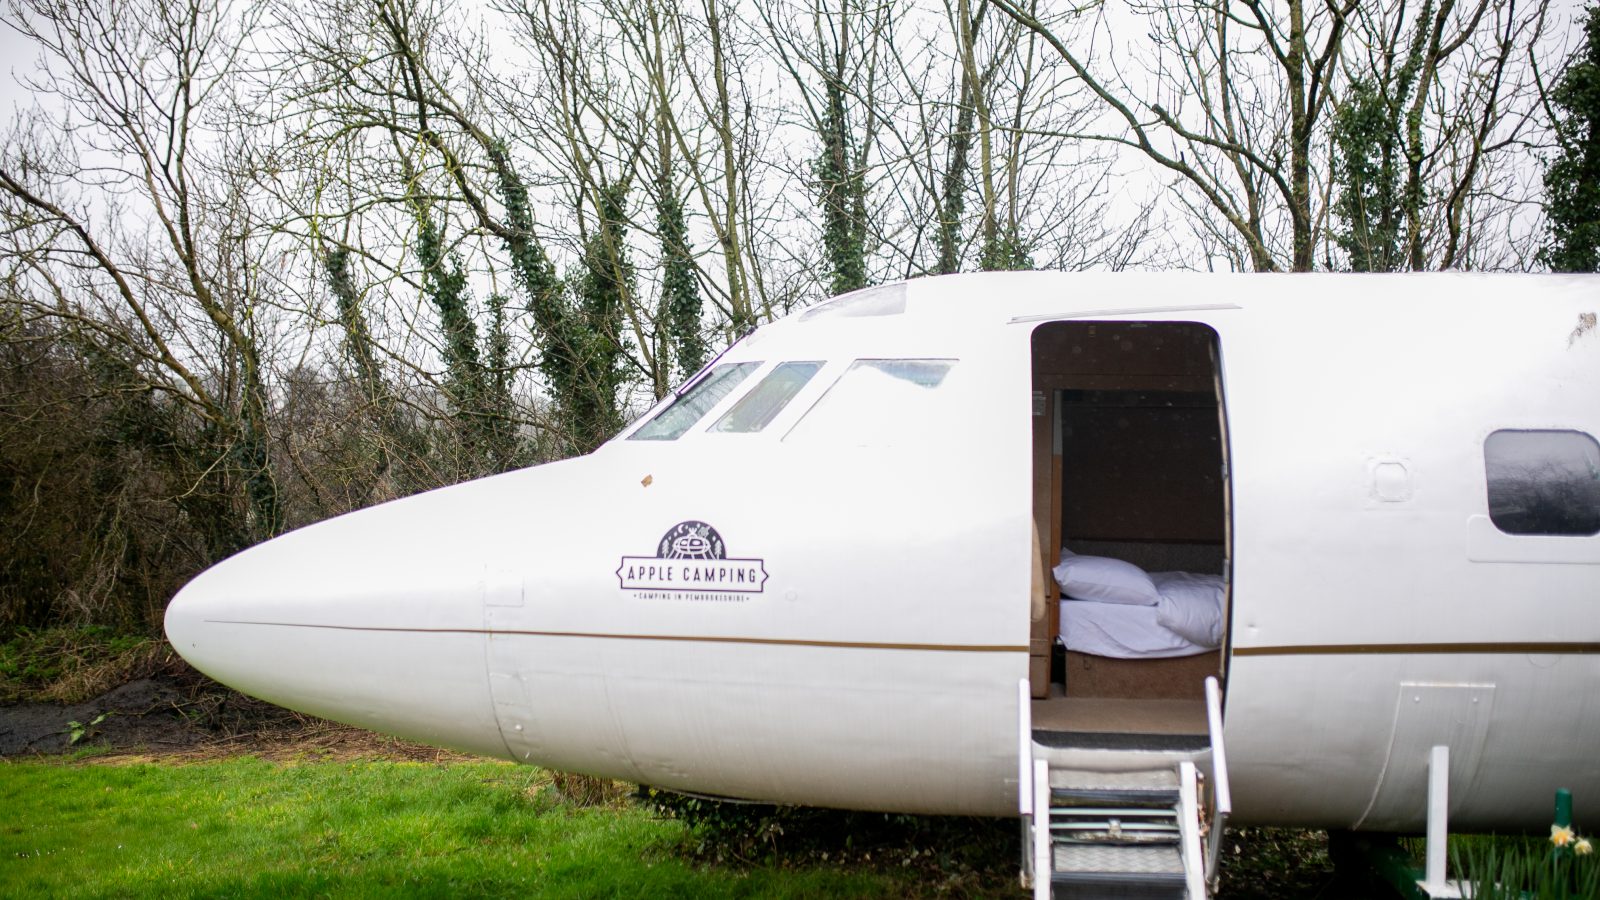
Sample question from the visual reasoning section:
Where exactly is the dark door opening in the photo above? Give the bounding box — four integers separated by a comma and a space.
1028, 321, 1231, 743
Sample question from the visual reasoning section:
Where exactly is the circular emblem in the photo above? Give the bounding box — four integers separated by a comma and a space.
658, 521, 726, 560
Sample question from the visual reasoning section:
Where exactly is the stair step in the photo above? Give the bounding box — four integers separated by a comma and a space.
1056, 784, 1184, 807
1054, 841, 1185, 874
1050, 871, 1188, 900
1048, 841, 1190, 899
1053, 787, 1180, 808
1050, 768, 1180, 792
1052, 803, 1179, 818
1053, 815, 1180, 845
1056, 832, 1184, 845
1054, 829, 1180, 842
1050, 769, 1181, 813
1053, 821, 1178, 831
1033, 729, 1209, 753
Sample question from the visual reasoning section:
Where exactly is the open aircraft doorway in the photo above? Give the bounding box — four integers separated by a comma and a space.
1028, 321, 1231, 754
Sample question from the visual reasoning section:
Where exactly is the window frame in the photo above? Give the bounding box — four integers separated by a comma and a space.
1483, 428, 1600, 537
625, 361, 764, 442
706, 360, 828, 435
781, 357, 960, 445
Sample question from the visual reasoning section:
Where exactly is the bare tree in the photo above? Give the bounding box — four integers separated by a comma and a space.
852, 0, 1157, 276
1332, 0, 1554, 271
992, 0, 1357, 271
1, 0, 286, 556
994, 0, 1555, 272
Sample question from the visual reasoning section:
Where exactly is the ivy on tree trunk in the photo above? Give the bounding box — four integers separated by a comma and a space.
1541, 4, 1600, 273
815, 76, 868, 295
656, 166, 705, 384
569, 181, 634, 453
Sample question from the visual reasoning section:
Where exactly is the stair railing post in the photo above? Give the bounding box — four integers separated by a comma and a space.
1203, 676, 1232, 888
1018, 679, 1034, 890
1018, 678, 1032, 817
1033, 758, 1051, 900
1178, 760, 1208, 899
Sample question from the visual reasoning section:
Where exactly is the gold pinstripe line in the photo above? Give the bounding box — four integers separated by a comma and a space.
206, 620, 1027, 653
1234, 642, 1600, 656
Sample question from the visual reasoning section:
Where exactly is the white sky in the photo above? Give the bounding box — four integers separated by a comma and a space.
0, 16, 42, 120
4, 0, 1591, 128
1, 0, 1594, 278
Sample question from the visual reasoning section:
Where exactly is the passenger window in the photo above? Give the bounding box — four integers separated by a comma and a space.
710, 362, 824, 433
1485, 429, 1600, 536
629, 362, 761, 440
784, 359, 956, 445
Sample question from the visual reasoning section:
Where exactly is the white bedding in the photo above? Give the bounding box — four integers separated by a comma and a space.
1059, 599, 1209, 658
1151, 571, 1225, 647
1058, 569, 1225, 659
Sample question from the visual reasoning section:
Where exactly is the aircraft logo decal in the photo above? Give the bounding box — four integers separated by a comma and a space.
618, 521, 769, 598
658, 521, 726, 559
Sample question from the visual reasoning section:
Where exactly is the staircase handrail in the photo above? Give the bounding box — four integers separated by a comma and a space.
1018, 678, 1032, 816
1203, 675, 1232, 888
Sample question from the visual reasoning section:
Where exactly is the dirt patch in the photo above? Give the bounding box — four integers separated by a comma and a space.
0, 676, 203, 755
0, 673, 474, 763
86, 724, 480, 766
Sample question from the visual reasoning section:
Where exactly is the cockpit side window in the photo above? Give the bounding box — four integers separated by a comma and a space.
629, 362, 762, 440
709, 361, 825, 433
783, 359, 956, 445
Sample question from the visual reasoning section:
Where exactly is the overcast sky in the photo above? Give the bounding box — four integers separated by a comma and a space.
1, 16, 45, 128
3, 2, 1592, 143
1, 0, 1593, 278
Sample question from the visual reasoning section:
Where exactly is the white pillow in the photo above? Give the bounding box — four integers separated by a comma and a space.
1052, 553, 1160, 606
1152, 571, 1225, 647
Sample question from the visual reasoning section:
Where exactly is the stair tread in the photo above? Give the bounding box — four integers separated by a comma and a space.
1033, 729, 1209, 752
1053, 815, 1177, 827
1043, 797, 1184, 813
1054, 828, 1180, 839
1049, 769, 1180, 792
1053, 787, 1179, 802
1053, 842, 1186, 876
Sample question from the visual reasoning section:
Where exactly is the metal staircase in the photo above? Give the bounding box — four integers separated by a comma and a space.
1019, 678, 1232, 899
1047, 766, 1191, 898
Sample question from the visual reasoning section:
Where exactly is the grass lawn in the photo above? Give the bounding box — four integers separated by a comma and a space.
1, 754, 948, 898
10, 749, 1582, 899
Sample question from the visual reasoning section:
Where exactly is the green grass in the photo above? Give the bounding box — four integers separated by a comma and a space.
1445, 833, 1600, 900
17, 751, 1575, 899
0, 756, 943, 898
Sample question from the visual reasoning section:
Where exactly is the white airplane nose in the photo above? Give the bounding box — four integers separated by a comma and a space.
163, 478, 522, 760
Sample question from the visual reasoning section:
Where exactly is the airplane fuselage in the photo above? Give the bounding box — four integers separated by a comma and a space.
166, 272, 1600, 831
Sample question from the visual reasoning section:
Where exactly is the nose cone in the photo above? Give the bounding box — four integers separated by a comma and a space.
163, 470, 548, 759
162, 565, 227, 667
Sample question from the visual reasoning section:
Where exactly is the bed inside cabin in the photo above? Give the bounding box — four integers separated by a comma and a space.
1028, 321, 1229, 748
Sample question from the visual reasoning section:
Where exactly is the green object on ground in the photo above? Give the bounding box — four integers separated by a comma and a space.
1555, 788, 1572, 829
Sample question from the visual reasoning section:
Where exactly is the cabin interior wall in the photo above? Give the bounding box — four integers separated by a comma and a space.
1029, 395, 1056, 697
1060, 401, 1225, 552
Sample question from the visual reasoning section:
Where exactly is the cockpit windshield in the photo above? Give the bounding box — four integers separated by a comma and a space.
629, 362, 761, 440
784, 359, 955, 445
710, 362, 825, 433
